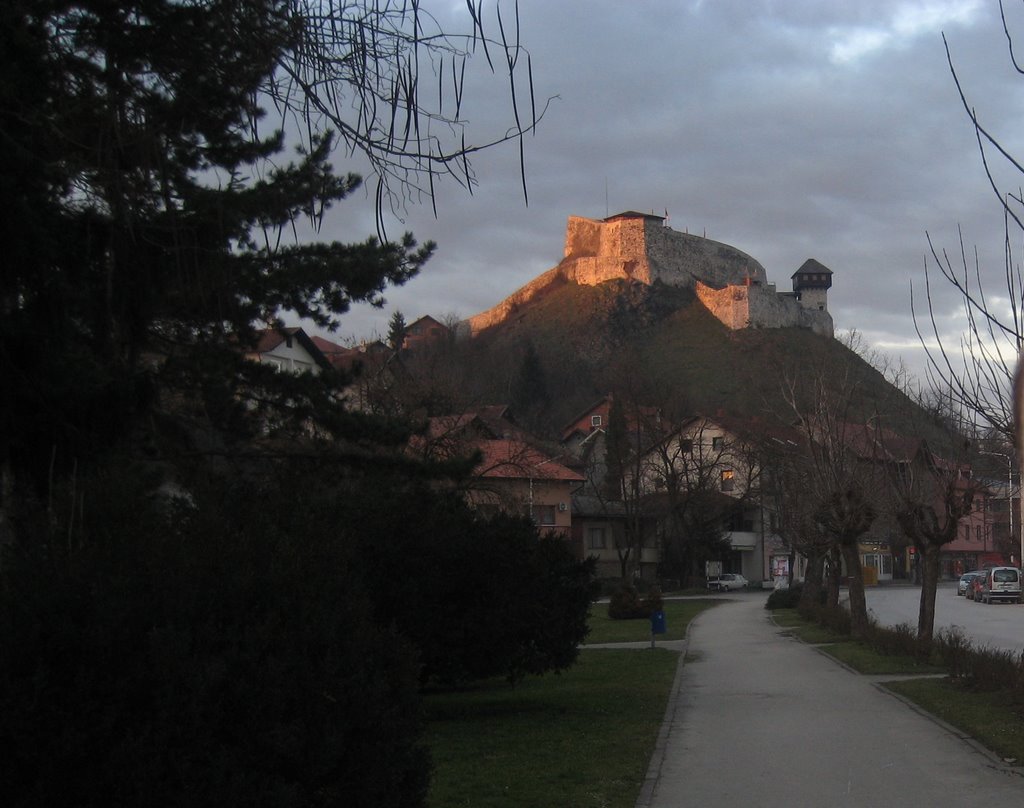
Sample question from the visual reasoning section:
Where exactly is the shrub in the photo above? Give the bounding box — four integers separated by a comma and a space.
348, 481, 596, 686
866, 622, 922, 658
608, 585, 650, 619
765, 584, 802, 610
641, 587, 664, 614
0, 464, 430, 808
934, 627, 973, 681
805, 602, 852, 636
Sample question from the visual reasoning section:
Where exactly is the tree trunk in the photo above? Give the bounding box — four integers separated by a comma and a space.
840, 542, 870, 639
917, 543, 941, 649
800, 548, 825, 610
618, 550, 629, 580
825, 546, 841, 608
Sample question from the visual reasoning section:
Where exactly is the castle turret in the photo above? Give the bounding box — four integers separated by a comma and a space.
791, 258, 832, 313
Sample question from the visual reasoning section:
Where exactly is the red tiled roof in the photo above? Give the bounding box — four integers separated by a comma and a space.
475, 439, 584, 482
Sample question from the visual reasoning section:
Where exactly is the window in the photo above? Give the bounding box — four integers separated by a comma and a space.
536, 505, 556, 526
720, 469, 735, 492
962, 524, 970, 542
591, 415, 602, 427
976, 525, 982, 542
712, 436, 724, 450
588, 527, 607, 549
680, 438, 693, 453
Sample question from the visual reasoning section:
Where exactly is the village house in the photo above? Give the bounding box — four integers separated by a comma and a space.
415, 407, 583, 540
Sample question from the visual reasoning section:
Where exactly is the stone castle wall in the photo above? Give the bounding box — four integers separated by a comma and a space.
695, 281, 834, 336
467, 213, 833, 337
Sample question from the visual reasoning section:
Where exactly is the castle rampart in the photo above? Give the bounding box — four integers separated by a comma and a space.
467, 212, 834, 337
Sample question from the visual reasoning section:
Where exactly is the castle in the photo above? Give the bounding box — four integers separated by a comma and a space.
467, 211, 834, 337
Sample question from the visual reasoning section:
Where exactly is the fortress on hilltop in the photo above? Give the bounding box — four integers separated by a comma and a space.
467, 211, 834, 337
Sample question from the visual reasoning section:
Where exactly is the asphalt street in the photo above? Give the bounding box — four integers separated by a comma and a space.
865, 583, 1024, 655
639, 595, 1024, 807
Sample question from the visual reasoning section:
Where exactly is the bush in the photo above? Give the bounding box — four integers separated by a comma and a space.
801, 602, 852, 636
347, 480, 596, 686
934, 627, 973, 681
866, 622, 922, 658
642, 587, 664, 614
765, 584, 802, 610
608, 585, 650, 619
0, 464, 430, 808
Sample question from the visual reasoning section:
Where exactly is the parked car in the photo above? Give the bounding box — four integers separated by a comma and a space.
977, 567, 1022, 605
957, 570, 986, 597
707, 573, 748, 592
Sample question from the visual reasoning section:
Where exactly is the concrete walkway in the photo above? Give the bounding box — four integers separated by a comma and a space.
636, 595, 1023, 807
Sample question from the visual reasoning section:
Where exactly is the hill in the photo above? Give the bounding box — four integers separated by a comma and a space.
448, 278, 945, 443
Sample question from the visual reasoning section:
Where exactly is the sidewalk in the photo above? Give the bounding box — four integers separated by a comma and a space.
637, 595, 1023, 807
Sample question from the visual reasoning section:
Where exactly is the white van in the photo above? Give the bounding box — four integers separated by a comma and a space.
977, 567, 1022, 605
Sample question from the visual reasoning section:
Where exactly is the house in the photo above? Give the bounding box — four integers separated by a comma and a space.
560, 395, 664, 580
247, 327, 332, 374
402, 315, 451, 353
414, 407, 583, 539
632, 414, 794, 587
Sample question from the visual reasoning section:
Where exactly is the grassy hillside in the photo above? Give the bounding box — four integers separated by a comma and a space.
460, 279, 945, 442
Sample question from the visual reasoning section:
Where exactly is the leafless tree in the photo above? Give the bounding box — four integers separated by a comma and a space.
782, 369, 880, 639
275, 0, 549, 233
914, 3, 1024, 441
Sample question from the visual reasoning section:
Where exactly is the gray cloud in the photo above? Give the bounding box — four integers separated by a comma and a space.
316, 1, 1021, 384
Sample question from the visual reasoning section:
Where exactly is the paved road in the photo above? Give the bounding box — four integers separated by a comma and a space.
641, 595, 1023, 807
864, 583, 1024, 654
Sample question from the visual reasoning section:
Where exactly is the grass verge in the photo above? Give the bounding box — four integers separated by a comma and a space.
424, 649, 679, 808
786, 624, 854, 645
770, 606, 1022, 763
585, 598, 719, 644
884, 679, 1024, 764
820, 643, 944, 675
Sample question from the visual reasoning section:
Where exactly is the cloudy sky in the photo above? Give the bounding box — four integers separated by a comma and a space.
311, 0, 1024, 384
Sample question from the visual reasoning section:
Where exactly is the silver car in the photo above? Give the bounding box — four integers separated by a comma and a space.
714, 573, 748, 592
957, 570, 985, 597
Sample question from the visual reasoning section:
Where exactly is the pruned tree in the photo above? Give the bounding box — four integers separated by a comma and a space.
755, 429, 832, 608
890, 447, 978, 647
783, 369, 880, 638
603, 393, 648, 579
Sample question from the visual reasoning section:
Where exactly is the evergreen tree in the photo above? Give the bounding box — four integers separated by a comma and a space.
0, 4, 550, 805
388, 310, 409, 351
510, 342, 551, 428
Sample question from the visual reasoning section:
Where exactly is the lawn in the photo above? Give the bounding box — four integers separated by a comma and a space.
819, 642, 944, 675
424, 649, 679, 808
884, 679, 1024, 764
772, 607, 1023, 763
584, 598, 719, 644
423, 598, 720, 807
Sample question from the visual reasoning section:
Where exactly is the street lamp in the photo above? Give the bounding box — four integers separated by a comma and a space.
979, 450, 1019, 566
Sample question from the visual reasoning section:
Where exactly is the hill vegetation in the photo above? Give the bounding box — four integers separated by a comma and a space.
430, 279, 945, 442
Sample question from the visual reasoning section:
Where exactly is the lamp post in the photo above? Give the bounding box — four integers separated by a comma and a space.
980, 450, 1018, 566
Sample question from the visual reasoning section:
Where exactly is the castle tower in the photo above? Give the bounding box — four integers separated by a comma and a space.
791, 258, 833, 313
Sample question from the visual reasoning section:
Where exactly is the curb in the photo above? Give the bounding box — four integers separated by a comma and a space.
776, 614, 1024, 780
633, 617, 696, 808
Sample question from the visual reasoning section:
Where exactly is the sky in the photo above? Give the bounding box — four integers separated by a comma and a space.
306, 0, 1024, 386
